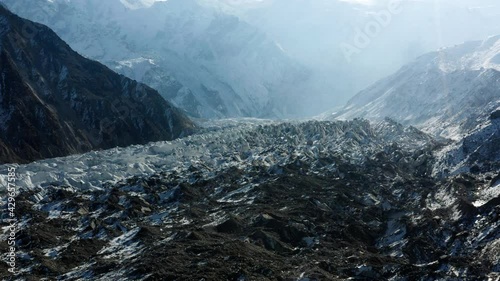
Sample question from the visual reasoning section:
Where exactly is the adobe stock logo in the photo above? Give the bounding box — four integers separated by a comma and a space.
340, 0, 403, 63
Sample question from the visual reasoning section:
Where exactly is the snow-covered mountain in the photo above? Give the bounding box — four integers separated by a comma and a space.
0, 0, 308, 118
0, 5, 195, 164
331, 35, 500, 140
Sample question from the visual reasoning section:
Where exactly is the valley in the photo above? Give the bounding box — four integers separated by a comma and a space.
0, 1, 499, 280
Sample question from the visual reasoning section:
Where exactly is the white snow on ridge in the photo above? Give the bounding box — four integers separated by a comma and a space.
473, 183, 500, 207
119, 0, 166, 10
444, 35, 500, 72
115, 57, 157, 82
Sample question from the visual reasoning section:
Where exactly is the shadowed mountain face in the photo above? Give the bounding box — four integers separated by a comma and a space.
0, 5, 195, 164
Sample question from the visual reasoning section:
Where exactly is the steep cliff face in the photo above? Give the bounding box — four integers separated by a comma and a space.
0, 6, 195, 164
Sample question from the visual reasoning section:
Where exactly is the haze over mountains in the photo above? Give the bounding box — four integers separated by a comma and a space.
4, 0, 500, 117
199, 0, 500, 112
1, 0, 308, 118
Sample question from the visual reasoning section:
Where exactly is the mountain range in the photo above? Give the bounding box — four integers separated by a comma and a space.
5, 0, 500, 118
0, 0, 309, 118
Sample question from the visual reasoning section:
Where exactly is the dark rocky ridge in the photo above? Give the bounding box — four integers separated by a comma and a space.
0, 5, 196, 164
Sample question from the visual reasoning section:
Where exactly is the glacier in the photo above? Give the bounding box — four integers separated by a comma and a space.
1, 119, 498, 280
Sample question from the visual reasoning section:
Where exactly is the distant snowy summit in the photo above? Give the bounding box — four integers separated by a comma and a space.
119, 0, 165, 10
329, 35, 500, 140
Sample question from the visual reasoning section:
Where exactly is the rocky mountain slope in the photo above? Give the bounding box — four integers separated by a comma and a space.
331, 35, 500, 140
0, 0, 309, 118
434, 110, 500, 177
0, 5, 195, 164
1, 119, 498, 280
